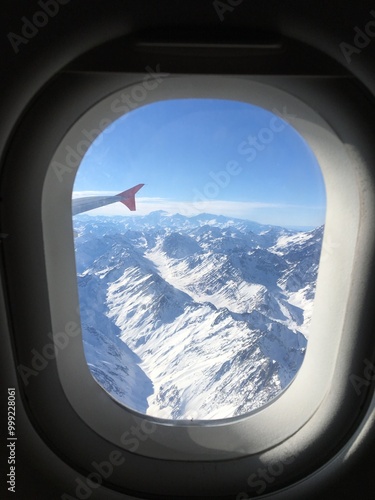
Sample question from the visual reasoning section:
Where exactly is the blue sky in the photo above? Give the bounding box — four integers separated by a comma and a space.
73, 99, 326, 228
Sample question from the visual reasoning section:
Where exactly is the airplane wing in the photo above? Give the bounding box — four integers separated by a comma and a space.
72, 184, 144, 216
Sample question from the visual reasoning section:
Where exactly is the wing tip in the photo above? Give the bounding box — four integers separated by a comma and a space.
118, 183, 144, 211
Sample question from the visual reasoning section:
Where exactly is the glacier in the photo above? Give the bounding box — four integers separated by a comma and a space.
73, 211, 324, 420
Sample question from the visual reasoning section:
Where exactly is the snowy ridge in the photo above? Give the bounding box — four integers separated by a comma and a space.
74, 212, 324, 419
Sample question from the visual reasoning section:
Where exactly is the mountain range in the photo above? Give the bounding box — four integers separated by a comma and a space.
73, 211, 323, 420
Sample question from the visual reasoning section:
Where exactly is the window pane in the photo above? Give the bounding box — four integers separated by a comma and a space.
72, 98, 326, 420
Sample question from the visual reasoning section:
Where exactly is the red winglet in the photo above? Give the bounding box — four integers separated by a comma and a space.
116, 184, 144, 211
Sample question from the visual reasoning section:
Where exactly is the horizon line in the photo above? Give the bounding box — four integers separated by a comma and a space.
73, 209, 323, 232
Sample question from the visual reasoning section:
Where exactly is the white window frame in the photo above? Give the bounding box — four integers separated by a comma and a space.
43, 74, 368, 459
3, 70, 374, 496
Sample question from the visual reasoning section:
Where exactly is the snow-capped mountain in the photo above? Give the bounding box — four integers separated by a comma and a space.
73, 212, 324, 420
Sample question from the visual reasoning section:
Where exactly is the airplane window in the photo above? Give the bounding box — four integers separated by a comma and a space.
72, 98, 326, 420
